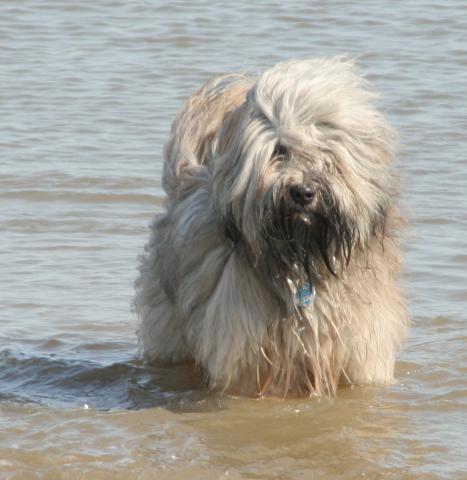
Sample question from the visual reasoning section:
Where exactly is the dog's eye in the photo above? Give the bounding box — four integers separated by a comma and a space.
272, 144, 289, 161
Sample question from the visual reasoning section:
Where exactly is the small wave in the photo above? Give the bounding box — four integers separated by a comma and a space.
1, 172, 159, 190
1, 190, 162, 205
0, 349, 217, 411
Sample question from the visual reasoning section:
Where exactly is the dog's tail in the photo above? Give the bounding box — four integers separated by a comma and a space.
162, 73, 253, 201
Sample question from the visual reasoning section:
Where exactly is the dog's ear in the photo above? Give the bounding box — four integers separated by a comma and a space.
223, 204, 242, 245
215, 105, 246, 157
195, 132, 216, 166
210, 103, 251, 204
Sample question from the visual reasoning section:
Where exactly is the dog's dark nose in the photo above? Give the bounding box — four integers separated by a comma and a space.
289, 184, 315, 207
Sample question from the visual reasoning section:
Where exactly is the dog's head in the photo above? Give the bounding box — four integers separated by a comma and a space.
210, 59, 396, 279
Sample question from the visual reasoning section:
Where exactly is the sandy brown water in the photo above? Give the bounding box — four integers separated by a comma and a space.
1, 1, 467, 479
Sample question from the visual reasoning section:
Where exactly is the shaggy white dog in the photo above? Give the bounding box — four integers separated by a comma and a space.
135, 58, 409, 397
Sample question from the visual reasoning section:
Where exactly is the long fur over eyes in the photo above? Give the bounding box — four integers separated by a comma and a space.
135, 58, 409, 397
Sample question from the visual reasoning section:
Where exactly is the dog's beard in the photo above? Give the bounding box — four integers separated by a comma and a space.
259, 187, 360, 283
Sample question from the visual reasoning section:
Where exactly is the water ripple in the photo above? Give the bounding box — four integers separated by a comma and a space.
0, 349, 218, 411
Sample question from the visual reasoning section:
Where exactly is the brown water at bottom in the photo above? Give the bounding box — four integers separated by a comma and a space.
0, 352, 465, 479
0, 390, 433, 479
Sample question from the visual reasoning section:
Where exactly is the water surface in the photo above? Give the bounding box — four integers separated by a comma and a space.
1, 1, 467, 478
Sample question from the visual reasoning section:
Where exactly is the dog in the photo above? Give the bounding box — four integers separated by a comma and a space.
135, 58, 409, 397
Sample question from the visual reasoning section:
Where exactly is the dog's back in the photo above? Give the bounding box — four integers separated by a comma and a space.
162, 74, 253, 200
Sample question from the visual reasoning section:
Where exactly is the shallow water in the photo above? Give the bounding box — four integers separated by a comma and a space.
1, 1, 467, 478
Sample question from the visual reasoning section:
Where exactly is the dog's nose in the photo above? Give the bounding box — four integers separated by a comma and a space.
290, 185, 315, 206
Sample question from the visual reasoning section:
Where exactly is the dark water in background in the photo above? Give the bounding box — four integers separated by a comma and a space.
1, 1, 467, 478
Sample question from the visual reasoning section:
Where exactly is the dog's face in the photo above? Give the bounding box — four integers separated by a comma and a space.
211, 59, 395, 278
260, 141, 362, 276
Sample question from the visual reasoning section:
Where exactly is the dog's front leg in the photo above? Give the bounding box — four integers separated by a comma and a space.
184, 252, 273, 394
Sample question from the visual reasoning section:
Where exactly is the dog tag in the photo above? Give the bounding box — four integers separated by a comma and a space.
295, 282, 316, 307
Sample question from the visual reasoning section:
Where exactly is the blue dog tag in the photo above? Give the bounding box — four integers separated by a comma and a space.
295, 282, 316, 307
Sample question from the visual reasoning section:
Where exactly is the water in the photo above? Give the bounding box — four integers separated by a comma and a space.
1, 1, 466, 478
